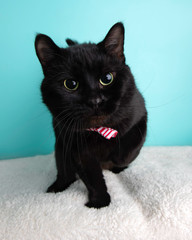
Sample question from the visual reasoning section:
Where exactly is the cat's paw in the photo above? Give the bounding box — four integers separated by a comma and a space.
110, 166, 128, 174
47, 176, 77, 193
46, 181, 69, 193
85, 192, 111, 209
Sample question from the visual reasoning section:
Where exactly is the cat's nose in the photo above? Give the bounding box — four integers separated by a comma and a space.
88, 97, 103, 109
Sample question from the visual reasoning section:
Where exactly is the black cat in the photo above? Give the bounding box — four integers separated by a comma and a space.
35, 22, 147, 208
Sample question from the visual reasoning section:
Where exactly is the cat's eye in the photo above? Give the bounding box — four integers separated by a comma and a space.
99, 73, 114, 86
64, 79, 79, 91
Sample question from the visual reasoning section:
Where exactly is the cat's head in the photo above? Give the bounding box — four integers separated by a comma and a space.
35, 22, 135, 128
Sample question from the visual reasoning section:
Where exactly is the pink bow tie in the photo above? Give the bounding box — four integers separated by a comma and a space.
87, 127, 118, 140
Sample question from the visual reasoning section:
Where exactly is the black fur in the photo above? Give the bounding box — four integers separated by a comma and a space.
35, 22, 147, 208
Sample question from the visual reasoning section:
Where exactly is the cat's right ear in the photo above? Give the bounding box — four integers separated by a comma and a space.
35, 34, 60, 69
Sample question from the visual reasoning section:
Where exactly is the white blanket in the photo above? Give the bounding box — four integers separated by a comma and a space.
0, 147, 192, 240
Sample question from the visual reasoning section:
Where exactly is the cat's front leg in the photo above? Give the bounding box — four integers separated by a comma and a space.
110, 116, 147, 169
76, 153, 110, 208
47, 141, 77, 193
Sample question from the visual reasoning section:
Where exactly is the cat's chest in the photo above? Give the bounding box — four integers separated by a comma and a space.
55, 123, 119, 162
78, 132, 118, 162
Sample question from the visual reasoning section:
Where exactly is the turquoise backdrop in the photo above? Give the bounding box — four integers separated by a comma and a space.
0, 0, 192, 159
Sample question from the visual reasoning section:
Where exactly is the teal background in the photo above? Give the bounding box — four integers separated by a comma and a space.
0, 0, 192, 159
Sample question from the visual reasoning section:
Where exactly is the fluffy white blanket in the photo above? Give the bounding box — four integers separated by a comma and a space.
0, 147, 192, 240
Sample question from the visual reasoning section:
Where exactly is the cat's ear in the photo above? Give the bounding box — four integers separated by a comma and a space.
98, 22, 125, 61
35, 34, 60, 67
66, 38, 78, 46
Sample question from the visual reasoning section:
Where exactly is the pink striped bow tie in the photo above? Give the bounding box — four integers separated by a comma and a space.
88, 127, 118, 140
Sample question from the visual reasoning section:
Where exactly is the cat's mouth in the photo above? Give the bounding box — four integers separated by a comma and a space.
88, 115, 108, 127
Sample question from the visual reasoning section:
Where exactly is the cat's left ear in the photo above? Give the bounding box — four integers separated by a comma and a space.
66, 38, 78, 46
98, 22, 125, 62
